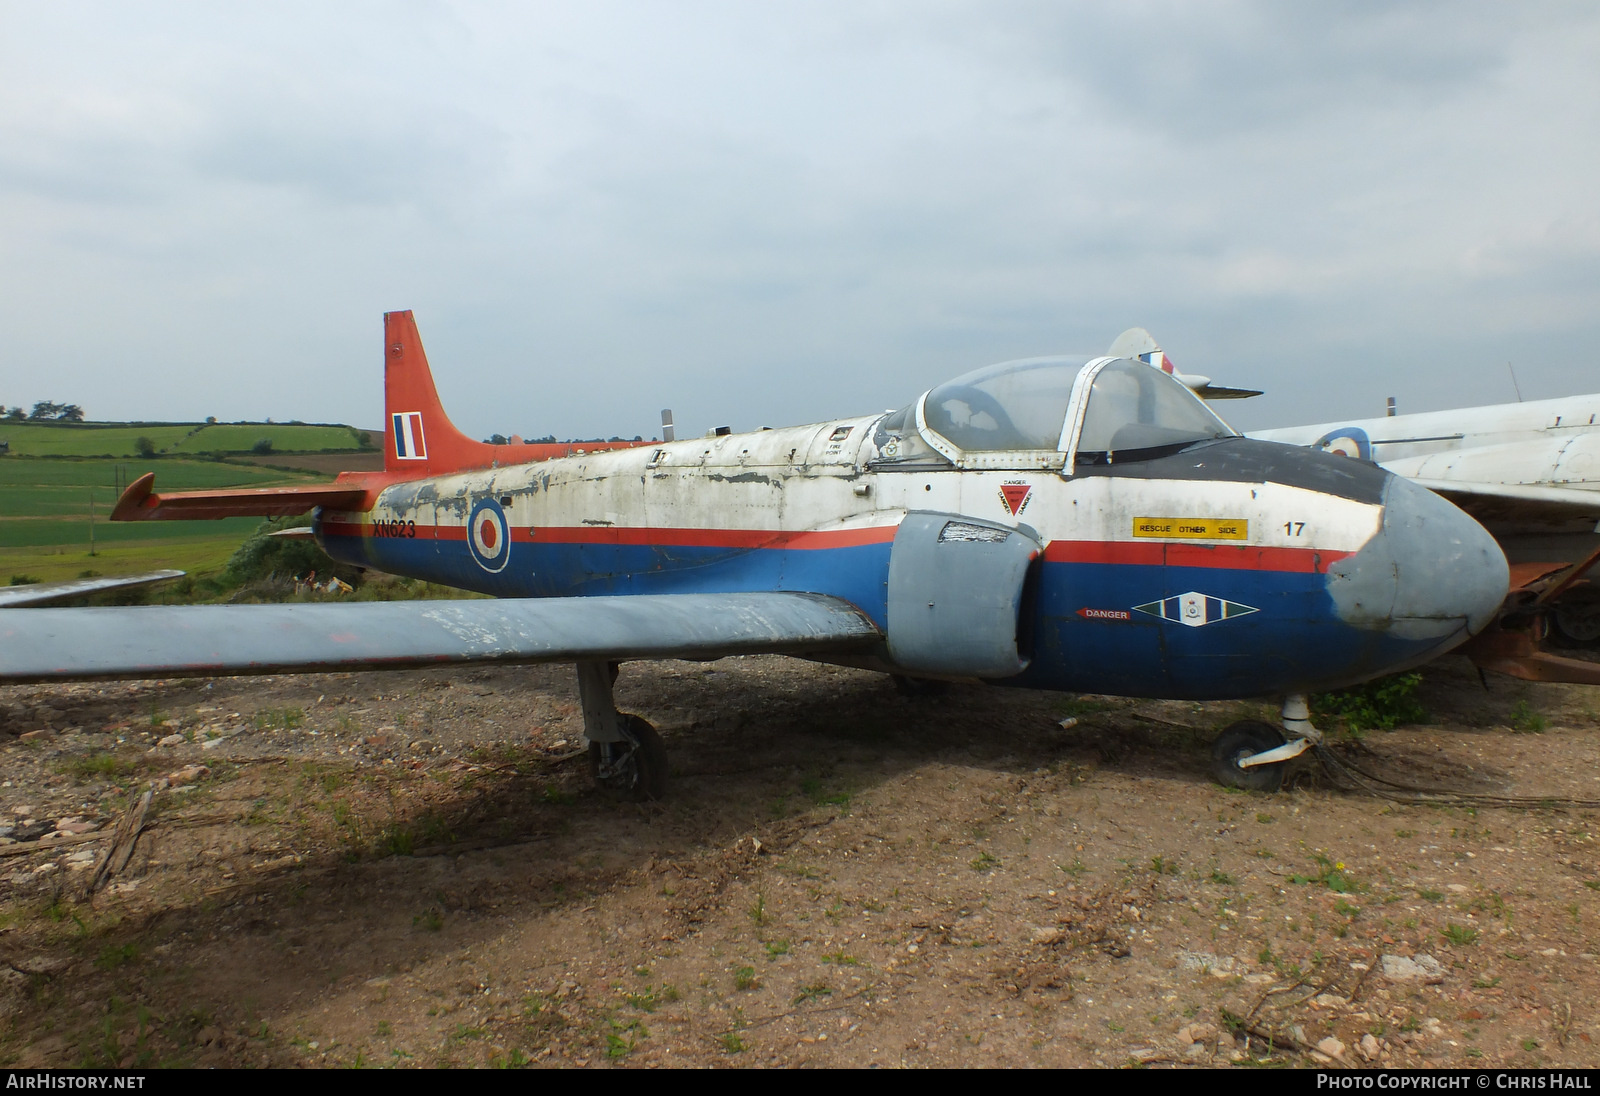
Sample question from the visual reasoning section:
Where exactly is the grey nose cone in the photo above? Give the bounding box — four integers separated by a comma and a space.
1328, 474, 1508, 647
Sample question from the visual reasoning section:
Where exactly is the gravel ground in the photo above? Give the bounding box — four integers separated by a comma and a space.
3, 653, 1600, 1068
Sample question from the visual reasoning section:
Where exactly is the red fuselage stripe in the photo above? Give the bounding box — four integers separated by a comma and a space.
322, 520, 1351, 572
1044, 539, 1348, 573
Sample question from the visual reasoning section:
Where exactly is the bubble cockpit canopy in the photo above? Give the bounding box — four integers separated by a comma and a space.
888, 354, 1236, 470
1073, 359, 1237, 460
922, 357, 1085, 454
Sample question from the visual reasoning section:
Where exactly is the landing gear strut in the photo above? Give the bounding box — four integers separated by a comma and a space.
1210, 694, 1321, 792
891, 674, 952, 698
575, 660, 667, 800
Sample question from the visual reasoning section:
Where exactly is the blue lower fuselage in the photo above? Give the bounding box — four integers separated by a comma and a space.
316, 523, 1436, 700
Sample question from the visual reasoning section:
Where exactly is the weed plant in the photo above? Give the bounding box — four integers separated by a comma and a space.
1313, 672, 1426, 733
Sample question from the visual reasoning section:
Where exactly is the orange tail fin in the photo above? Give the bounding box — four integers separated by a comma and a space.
383, 310, 649, 476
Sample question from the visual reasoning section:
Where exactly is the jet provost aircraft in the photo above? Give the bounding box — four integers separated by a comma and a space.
0, 312, 1509, 794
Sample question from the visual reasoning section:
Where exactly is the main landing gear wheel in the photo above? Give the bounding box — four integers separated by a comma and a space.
1211, 720, 1288, 793
1554, 602, 1600, 646
588, 714, 668, 802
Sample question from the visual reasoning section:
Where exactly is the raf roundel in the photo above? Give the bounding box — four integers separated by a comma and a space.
467, 497, 512, 573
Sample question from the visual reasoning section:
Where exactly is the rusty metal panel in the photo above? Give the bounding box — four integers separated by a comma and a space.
1463, 625, 1600, 686
0, 592, 880, 684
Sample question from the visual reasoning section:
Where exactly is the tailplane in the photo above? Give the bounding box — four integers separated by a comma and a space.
1107, 327, 1262, 401
384, 310, 650, 476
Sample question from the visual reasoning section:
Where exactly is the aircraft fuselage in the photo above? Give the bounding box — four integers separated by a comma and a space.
318, 412, 1506, 700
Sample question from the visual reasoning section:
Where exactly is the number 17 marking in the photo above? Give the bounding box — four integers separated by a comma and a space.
1284, 521, 1306, 536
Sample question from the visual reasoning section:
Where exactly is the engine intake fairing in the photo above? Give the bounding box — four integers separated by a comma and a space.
886, 512, 1041, 678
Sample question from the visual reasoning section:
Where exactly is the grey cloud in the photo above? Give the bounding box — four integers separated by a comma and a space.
953, 0, 1515, 139
1, 2, 1598, 439
187, 99, 504, 209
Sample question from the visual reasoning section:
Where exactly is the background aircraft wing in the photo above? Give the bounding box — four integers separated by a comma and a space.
0, 592, 880, 683
0, 570, 187, 609
1412, 479, 1600, 527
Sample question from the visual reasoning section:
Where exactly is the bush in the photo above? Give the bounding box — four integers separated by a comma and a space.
223, 518, 362, 595
1313, 672, 1426, 733
251, 438, 274, 455
134, 436, 156, 458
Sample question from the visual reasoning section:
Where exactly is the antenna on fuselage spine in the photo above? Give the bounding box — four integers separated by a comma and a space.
661, 410, 675, 443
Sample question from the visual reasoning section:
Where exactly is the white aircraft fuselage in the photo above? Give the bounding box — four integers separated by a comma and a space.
312, 342, 1509, 701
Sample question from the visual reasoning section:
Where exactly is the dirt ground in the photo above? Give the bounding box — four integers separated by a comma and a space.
3, 652, 1600, 1069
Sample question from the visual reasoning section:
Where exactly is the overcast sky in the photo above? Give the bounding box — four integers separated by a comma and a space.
3, 2, 1598, 439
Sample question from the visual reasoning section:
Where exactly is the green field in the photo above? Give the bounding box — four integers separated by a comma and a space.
0, 535, 246, 585
0, 457, 314, 491
0, 486, 116, 517
0, 423, 196, 457
0, 456, 320, 556
0, 420, 370, 457
1, 515, 264, 549
168, 423, 368, 454
0, 417, 370, 594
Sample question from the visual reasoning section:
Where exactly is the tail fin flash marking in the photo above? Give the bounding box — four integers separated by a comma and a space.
392, 411, 428, 460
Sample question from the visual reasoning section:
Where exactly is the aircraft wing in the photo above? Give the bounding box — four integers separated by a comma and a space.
0, 592, 880, 683
1412, 478, 1600, 527
0, 570, 187, 609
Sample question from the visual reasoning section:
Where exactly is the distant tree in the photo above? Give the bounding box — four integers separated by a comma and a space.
134, 436, 157, 458
252, 438, 274, 455
26, 400, 82, 421
487, 434, 509, 445
5, 408, 24, 421
206, 415, 218, 424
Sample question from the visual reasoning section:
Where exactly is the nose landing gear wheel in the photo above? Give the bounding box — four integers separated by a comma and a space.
1211, 720, 1287, 792
588, 715, 668, 801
